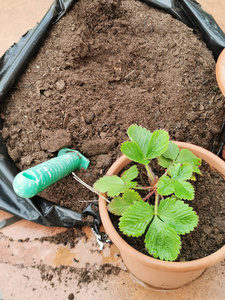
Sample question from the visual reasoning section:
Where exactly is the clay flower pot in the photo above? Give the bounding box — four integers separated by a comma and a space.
99, 142, 225, 289
216, 49, 225, 159
216, 48, 225, 97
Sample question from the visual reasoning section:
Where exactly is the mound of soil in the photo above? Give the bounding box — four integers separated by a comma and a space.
1, 0, 224, 214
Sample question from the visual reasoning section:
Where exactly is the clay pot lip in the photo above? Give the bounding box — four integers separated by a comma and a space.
216, 48, 225, 96
99, 141, 225, 272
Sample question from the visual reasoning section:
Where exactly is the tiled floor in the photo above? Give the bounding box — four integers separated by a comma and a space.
0, 1, 225, 299
0, 211, 225, 300
0, 0, 53, 57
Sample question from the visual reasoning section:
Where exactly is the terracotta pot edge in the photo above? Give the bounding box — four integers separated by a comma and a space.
216, 48, 225, 97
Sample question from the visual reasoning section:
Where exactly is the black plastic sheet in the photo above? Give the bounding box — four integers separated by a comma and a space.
0, 0, 224, 227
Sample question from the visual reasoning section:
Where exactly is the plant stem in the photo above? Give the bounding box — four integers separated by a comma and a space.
134, 186, 152, 190
143, 189, 156, 201
145, 164, 155, 183
154, 192, 159, 215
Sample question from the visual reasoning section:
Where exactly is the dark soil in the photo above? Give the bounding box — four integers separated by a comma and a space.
111, 161, 225, 262
0, 0, 224, 261
37, 263, 121, 286
37, 228, 86, 248
8, 228, 87, 248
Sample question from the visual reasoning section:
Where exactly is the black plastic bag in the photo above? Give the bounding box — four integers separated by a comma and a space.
0, 0, 224, 228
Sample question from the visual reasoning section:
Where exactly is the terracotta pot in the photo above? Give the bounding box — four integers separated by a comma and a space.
99, 142, 225, 289
216, 49, 225, 159
216, 48, 225, 97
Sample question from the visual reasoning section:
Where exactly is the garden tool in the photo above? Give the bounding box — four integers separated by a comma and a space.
13, 148, 89, 198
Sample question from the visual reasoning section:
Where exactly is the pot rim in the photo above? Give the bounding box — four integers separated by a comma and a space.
216, 48, 225, 96
99, 141, 225, 272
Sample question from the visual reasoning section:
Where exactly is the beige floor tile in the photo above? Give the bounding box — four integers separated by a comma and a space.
0, 0, 53, 56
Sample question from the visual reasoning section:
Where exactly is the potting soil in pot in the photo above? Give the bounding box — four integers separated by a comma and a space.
111, 160, 225, 262
0, 0, 224, 259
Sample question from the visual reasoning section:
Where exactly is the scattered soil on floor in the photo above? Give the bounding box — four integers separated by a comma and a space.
4, 228, 86, 248
1, 0, 224, 214
37, 228, 86, 248
111, 160, 225, 261
37, 263, 122, 287
68, 294, 75, 300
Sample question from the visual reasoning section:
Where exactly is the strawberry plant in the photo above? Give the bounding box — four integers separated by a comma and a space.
94, 125, 201, 261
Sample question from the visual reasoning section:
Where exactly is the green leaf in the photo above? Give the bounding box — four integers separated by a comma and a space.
163, 141, 179, 161
146, 130, 169, 159
121, 126, 169, 164
119, 201, 154, 237
157, 155, 173, 168
157, 175, 194, 200
121, 141, 150, 165
127, 125, 152, 157
158, 198, 199, 234
176, 149, 202, 174
169, 163, 193, 180
121, 165, 139, 183
108, 190, 142, 216
173, 180, 194, 200
145, 216, 181, 261
94, 175, 137, 197
157, 175, 175, 196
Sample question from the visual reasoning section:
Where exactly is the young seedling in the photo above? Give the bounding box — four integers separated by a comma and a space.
94, 125, 201, 261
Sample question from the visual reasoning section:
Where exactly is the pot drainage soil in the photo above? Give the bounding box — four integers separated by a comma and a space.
0, 0, 224, 248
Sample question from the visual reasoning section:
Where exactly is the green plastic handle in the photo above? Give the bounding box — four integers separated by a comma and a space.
13, 148, 90, 199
